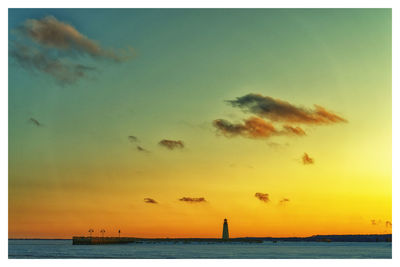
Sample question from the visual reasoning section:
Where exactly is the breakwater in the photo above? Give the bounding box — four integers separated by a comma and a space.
72, 234, 392, 245
72, 236, 263, 245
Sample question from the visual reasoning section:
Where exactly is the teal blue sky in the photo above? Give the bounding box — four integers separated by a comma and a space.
9, 9, 391, 160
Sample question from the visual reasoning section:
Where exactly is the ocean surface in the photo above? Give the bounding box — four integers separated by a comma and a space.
8, 239, 392, 259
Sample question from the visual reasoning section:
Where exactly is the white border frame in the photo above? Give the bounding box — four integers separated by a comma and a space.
2, 1, 398, 266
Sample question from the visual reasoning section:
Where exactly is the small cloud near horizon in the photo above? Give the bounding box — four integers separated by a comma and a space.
302, 153, 314, 165
371, 219, 382, 226
144, 198, 158, 204
159, 139, 184, 150
179, 197, 206, 203
279, 198, 290, 204
255, 192, 270, 203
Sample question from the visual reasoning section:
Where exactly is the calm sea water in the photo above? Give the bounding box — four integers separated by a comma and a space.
8, 239, 391, 259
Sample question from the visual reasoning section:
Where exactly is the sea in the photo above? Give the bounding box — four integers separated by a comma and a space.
8, 239, 392, 259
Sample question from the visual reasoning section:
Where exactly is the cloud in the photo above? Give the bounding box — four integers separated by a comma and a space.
128, 136, 138, 142
137, 146, 149, 153
213, 117, 277, 138
283, 125, 306, 136
227, 94, 347, 124
10, 42, 95, 85
159, 139, 184, 150
302, 153, 314, 165
255, 192, 270, 203
144, 198, 158, 204
279, 198, 290, 204
179, 197, 206, 203
17, 16, 134, 62
213, 117, 307, 139
10, 15, 134, 84
28, 117, 42, 127
371, 219, 392, 228
371, 219, 383, 226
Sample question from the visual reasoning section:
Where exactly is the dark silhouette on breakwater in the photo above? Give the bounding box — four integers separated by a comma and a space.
72, 234, 392, 245
73, 219, 391, 245
72, 237, 392, 245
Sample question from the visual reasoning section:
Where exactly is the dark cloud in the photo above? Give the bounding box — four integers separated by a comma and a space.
10, 42, 95, 85
213, 117, 277, 138
28, 117, 41, 127
227, 94, 347, 124
159, 139, 184, 150
302, 153, 314, 165
17, 16, 134, 62
386, 221, 392, 228
10, 15, 134, 85
128, 136, 138, 142
144, 198, 158, 204
179, 197, 206, 203
255, 192, 270, 203
137, 146, 149, 153
279, 198, 290, 204
213, 117, 307, 139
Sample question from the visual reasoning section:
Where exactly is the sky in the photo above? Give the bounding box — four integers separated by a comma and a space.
8, 8, 391, 238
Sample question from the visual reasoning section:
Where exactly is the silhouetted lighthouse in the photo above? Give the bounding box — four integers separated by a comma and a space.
222, 218, 229, 240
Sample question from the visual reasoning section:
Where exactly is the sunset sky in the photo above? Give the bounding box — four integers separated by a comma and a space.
8, 9, 391, 238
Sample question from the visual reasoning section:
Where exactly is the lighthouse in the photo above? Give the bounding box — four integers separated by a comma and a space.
222, 218, 229, 240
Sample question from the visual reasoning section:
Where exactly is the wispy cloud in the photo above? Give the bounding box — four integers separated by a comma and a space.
17, 16, 134, 62
255, 192, 270, 203
371, 219, 391, 228
28, 117, 42, 127
213, 117, 306, 139
283, 125, 306, 136
302, 153, 314, 165
159, 139, 184, 150
227, 94, 347, 124
371, 219, 380, 225
137, 146, 150, 153
279, 198, 290, 204
144, 198, 158, 204
179, 197, 206, 203
10, 15, 134, 84
10, 42, 95, 85
213, 117, 277, 138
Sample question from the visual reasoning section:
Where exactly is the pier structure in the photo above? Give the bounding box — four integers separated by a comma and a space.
72, 236, 264, 245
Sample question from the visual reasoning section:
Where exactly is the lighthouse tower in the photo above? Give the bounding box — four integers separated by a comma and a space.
222, 218, 229, 240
